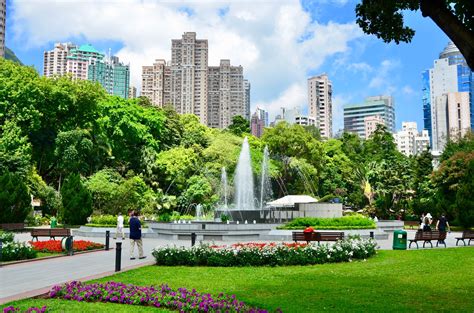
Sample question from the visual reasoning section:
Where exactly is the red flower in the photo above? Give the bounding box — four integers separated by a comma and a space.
30, 240, 104, 253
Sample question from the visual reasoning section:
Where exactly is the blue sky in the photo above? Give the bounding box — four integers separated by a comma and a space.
4, 0, 451, 133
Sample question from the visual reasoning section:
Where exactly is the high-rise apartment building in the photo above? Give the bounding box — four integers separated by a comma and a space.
88, 55, 130, 98
66, 44, 104, 80
208, 60, 244, 128
171, 32, 208, 124
295, 115, 316, 126
364, 115, 384, 139
423, 42, 473, 152
141, 59, 171, 107
43, 43, 77, 77
394, 122, 430, 156
142, 32, 247, 128
343, 95, 395, 139
308, 74, 333, 138
244, 79, 251, 121
128, 86, 137, 99
250, 107, 268, 138
0, 0, 6, 58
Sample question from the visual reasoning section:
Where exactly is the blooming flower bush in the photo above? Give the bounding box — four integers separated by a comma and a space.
1, 234, 37, 262
30, 240, 104, 253
2, 306, 46, 313
48, 281, 272, 313
153, 238, 377, 266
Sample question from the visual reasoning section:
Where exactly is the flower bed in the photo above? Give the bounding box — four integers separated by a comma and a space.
30, 240, 104, 253
277, 215, 376, 230
2, 306, 46, 313
48, 281, 271, 313
153, 238, 377, 267
0, 232, 37, 262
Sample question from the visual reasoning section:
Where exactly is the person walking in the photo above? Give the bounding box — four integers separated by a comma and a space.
129, 211, 145, 260
436, 213, 450, 244
114, 212, 125, 240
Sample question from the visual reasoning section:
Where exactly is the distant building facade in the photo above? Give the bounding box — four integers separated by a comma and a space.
43, 43, 77, 77
88, 55, 130, 98
0, 0, 5, 58
343, 95, 395, 139
128, 86, 137, 99
250, 107, 267, 138
142, 32, 248, 129
141, 59, 171, 107
423, 42, 473, 153
364, 115, 385, 139
308, 74, 332, 138
394, 122, 430, 156
295, 115, 316, 126
43, 43, 130, 98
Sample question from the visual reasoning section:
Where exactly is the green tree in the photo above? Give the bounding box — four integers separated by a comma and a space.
228, 115, 250, 136
0, 120, 32, 177
155, 147, 198, 195
441, 131, 474, 162
0, 171, 32, 223
86, 169, 123, 214
455, 158, 474, 227
60, 173, 92, 225
355, 0, 474, 69
178, 175, 218, 211
180, 114, 210, 148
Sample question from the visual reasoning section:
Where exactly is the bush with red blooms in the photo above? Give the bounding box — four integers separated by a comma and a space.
30, 240, 104, 253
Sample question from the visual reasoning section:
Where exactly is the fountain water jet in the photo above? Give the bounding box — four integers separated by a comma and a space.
234, 137, 255, 210
259, 146, 272, 210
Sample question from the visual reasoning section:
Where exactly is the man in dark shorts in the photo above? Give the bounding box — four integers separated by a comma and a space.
436, 213, 450, 244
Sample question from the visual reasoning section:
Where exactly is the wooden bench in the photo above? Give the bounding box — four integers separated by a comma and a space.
31, 228, 71, 241
0, 223, 26, 231
409, 230, 447, 249
292, 231, 344, 244
404, 221, 419, 229
455, 230, 474, 246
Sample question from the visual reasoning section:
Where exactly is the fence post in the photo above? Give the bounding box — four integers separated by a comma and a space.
191, 232, 197, 247
67, 236, 74, 256
115, 242, 122, 272
105, 230, 110, 251
0, 238, 3, 267
370, 231, 374, 239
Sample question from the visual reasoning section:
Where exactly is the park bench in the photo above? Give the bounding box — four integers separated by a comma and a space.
31, 228, 71, 241
455, 230, 474, 246
408, 230, 447, 249
0, 223, 26, 231
292, 231, 344, 244
404, 221, 419, 229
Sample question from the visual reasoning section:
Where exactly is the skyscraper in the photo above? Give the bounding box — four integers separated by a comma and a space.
88, 55, 130, 99
43, 43, 77, 77
251, 107, 267, 138
207, 60, 245, 128
308, 74, 333, 138
423, 42, 473, 152
66, 44, 104, 80
141, 59, 171, 107
0, 0, 6, 58
243, 79, 251, 121
343, 95, 395, 139
128, 86, 137, 99
171, 32, 208, 125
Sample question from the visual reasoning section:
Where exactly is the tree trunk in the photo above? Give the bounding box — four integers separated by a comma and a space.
420, 0, 474, 70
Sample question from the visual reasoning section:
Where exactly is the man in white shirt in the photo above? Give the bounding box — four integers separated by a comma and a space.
114, 212, 125, 240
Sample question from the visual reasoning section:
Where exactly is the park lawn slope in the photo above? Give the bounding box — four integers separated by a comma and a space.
3, 248, 473, 312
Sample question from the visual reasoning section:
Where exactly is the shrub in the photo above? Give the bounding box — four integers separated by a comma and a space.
0, 171, 32, 223
0, 230, 15, 243
152, 238, 377, 267
1, 241, 37, 262
88, 215, 129, 226
278, 215, 376, 230
61, 173, 92, 225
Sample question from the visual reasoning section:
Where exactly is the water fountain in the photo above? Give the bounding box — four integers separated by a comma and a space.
221, 167, 228, 209
234, 137, 255, 210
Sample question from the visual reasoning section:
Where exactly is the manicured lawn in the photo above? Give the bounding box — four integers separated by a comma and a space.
3, 248, 473, 312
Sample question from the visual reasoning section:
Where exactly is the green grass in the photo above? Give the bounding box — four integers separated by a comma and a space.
3, 248, 474, 312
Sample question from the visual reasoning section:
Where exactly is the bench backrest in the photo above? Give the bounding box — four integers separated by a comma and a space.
49, 228, 71, 236
414, 230, 445, 240
315, 232, 344, 241
462, 230, 474, 238
0, 223, 25, 231
31, 229, 51, 236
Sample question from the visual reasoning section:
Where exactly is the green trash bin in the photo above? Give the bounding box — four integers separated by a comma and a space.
392, 229, 407, 250
50, 216, 57, 229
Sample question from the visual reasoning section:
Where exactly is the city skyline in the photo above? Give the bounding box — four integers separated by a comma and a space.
3, 0, 457, 134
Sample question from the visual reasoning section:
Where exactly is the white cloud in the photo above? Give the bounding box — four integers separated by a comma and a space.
402, 85, 415, 95
332, 93, 353, 134
11, 0, 365, 121
368, 59, 400, 93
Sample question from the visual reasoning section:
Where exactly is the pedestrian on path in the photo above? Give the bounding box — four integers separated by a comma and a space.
436, 213, 450, 245
129, 211, 145, 260
114, 212, 125, 240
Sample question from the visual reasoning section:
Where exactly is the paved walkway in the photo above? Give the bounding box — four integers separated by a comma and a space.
0, 230, 469, 304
